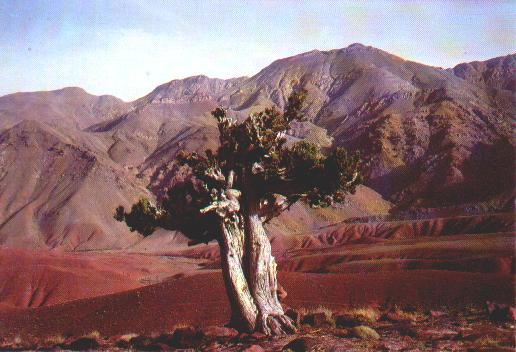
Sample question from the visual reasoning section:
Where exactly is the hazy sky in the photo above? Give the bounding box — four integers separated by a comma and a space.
1, 0, 514, 101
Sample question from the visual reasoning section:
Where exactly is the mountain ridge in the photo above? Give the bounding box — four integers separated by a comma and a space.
0, 44, 513, 250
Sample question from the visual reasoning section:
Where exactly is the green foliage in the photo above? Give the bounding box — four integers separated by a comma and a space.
115, 89, 362, 239
278, 144, 361, 208
322, 147, 362, 199
114, 198, 159, 236
158, 175, 219, 243
283, 141, 323, 179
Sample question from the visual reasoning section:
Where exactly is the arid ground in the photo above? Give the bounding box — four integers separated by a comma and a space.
0, 45, 514, 350
0, 212, 514, 350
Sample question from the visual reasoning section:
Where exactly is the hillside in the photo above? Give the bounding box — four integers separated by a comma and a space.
218, 45, 514, 208
0, 87, 130, 131
0, 44, 513, 250
0, 120, 150, 249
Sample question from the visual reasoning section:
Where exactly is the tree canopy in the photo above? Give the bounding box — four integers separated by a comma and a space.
115, 90, 362, 243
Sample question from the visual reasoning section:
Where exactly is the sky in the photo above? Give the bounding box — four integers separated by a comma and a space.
1, 0, 514, 101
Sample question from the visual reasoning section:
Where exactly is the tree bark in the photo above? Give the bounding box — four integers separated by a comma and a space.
218, 217, 258, 332
212, 171, 295, 335
245, 204, 296, 335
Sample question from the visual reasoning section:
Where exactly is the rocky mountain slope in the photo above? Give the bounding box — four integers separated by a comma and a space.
0, 44, 513, 250
217, 45, 514, 208
0, 87, 129, 131
0, 120, 150, 249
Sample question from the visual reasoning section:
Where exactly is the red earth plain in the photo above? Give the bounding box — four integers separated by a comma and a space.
0, 212, 513, 341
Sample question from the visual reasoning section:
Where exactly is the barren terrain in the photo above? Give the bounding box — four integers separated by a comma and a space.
0, 45, 514, 350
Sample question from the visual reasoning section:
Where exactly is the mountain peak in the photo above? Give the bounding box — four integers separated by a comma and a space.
138, 75, 247, 105
346, 42, 368, 49
182, 74, 210, 81
55, 86, 89, 95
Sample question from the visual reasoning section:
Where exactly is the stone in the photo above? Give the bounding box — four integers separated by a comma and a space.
282, 336, 326, 351
200, 326, 239, 340
249, 331, 267, 340
333, 328, 349, 338
395, 322, 418, 337
380, 340, 408, 351
417, 328, 458, 341
302, 312, 334, 327
243, 344, 266, 352
68, 337, 101, 350
203, 341, 222, 352
171, 326, 202, 348
350, 326, 380, 340
429, 310, 446, 318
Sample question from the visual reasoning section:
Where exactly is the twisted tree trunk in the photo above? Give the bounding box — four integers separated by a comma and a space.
244, 191, 296, 335
218, 218, 258, 332
245, 212, 296, 334
215, 173, 295, 335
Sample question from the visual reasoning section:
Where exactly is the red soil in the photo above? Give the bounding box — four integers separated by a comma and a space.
0, 248, 204, 309
170, 214, 515, 277
0, 270, 512, 339
277, 232, 515, 274
0, 213, 512, 340
167, 213, 514, 260
273, 212, 514, 254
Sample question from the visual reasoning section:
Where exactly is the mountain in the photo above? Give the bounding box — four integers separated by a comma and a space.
0, 44, 513, 250
104, 44, 514, 209
0, 120, 151, 249
217, 44, 514, 208
0, 87, 130, 131
137, 75, 247, 105
452, 54, 515, 91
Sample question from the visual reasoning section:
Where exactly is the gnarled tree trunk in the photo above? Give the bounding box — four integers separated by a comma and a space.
243, 193, 296, 335
218, 216, 258, 332
214, 174, 295, 335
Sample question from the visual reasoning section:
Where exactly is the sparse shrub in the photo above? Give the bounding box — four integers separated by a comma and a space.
114, 333, 139, 348
2, 335, 37, 350
171, 322, 192, 330
486, 301, 516, 322
83, 330, 102, 339
300, 305, 336, 328
394, 309, 427, 322
68, 336, 100, 350
299, 306, 334, 320
44, 334, 66, 346
129, 335, 159, 350
171, 326, 203, 348
336, 307, 380, 327
475, 336, 502, 347
346, 307, 380, 323
118, 333, 138, 342
350, 325, 381, 340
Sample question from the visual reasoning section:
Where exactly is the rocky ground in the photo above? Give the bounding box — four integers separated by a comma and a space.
1, 304, 513, 351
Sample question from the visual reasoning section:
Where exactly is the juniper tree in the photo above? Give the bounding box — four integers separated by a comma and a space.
115, 90, 361, 335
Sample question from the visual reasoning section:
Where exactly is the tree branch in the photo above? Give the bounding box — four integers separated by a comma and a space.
204, 166, 226, 183
346, 171, 359, 186
258, 194, 295, 223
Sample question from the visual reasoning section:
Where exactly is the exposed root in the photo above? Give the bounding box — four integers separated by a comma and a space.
258, 313, 297, 336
